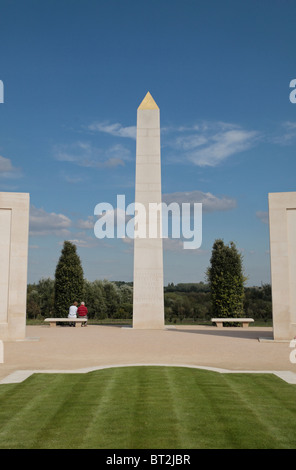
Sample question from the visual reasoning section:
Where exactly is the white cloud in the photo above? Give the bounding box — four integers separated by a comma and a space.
65, 237, 96, 248
167, 121, 259, 167
60, 230, 109, 249
273, 121, 296, 145
256, 211, 269, 224
29, 205, 72, 236
54, 141, 129, 169
85, 119, 258, 167
0, 155, 22, 178
88, 121, 137, 139
188, 129, 258, 167
75, 216, 95, 230
175, 134, 208, 151
108, 144, 132, 162
163, 190, 236, 213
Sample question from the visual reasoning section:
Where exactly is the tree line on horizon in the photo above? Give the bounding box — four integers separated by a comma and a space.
26, 240, 272, 323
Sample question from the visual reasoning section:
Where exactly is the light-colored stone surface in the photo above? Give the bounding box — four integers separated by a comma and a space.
269, 192, 296, 340
0, 209, 11, 324
0, 324, 295, 384
0, 193, 30, 341
133, 93, 164, 329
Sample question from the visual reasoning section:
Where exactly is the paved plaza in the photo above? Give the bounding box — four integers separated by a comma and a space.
0, 324, 295, 385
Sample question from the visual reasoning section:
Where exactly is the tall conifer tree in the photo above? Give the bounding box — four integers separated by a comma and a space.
54, 241, 84, 316
207, 239, 245, 318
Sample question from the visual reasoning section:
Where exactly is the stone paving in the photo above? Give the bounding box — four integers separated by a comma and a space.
0, 324, 295, 384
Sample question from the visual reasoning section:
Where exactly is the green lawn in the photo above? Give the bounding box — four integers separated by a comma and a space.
0, 366, 295, 449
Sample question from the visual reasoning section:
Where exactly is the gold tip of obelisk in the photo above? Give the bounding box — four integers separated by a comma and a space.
138, 91, 159, 110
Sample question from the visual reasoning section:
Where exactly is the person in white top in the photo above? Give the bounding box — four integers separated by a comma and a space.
68, 301, 78, 327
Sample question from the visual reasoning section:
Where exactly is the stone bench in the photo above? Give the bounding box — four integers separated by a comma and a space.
211, 318, 254, 328
44, 318, 87, 327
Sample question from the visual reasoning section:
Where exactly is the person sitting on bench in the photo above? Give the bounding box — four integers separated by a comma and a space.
77, 301, 88, 327
68, 301, 78, 327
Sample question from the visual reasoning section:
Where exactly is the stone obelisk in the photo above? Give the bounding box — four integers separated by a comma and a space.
132, 92, 164, 329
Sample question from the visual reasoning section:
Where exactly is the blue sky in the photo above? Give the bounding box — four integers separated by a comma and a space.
1, 0, 296, 286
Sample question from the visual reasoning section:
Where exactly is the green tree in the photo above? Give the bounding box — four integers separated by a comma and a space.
118, 284, 133, 304
37, 277, 55, 317
103, 280, 121, 318
26, 286, 41, 319
206, 239, 246, 318
83, 279, 107, 319
54, 241, 84, 317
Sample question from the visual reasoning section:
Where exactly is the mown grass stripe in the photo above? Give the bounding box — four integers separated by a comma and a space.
223, 374, 296, 448
0, 367, 295, 449
0, 374, 82, 448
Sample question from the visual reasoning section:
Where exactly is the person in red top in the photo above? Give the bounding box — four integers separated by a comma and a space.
77, 302, 88, 327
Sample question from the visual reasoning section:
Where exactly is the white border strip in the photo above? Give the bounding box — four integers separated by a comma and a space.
1, 364, 296, 385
